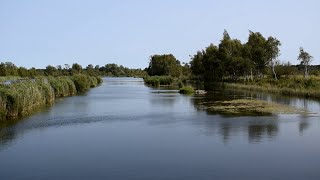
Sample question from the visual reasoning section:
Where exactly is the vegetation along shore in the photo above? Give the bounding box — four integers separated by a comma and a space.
0, 62, 110, 121
0, 74, 102, 121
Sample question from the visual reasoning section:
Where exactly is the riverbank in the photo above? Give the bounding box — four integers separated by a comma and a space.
0, 74, 102, 121
225, 76, 320, 99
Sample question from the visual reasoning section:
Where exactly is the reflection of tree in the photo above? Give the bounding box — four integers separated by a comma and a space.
0, 127, 17, 151
190, 90, 280, 144
248, 123, 278, 143
298, 114, 311, 135
219, 122, 231, 143
299, 121, 309, 135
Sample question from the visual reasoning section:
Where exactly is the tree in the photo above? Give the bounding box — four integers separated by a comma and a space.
72, 63, 82, 73
45, 65, 57, 76
246, 31, 269, 78
297, 47, 313, 78
0, 62, 18, 76
147, 54, 181, 77
18, 67, 29, 77
266, 37, 281, 80
28, 67, 38, 77
190, 51, 205, 79
218, 30, 246, 80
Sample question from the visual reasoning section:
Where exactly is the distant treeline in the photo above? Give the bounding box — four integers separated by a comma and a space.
145, 30, 315, 84
0, 62, 147, 78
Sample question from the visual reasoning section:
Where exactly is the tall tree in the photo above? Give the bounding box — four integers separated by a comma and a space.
297, 47, 313, 78
190, 50, 205, 79
246, 31, 268, 78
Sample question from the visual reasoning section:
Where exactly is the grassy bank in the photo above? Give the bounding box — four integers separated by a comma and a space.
226, 76, 320, 98
0, 75, 102, 120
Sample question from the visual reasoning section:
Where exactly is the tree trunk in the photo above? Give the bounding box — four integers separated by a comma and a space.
304, 65, 308, 78
272, 63, 278, 80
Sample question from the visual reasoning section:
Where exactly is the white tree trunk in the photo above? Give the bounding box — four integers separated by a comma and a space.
272, 62, 278, 80
304, 65, 308, 78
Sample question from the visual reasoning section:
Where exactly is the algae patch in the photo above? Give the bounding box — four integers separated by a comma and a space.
198, 99, 306, 116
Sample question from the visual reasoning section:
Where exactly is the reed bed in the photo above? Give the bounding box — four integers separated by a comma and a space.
143, 76, 173, 87
0, 75, 102, 120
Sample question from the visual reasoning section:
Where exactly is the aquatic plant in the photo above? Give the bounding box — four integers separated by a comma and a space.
179, 86, 195, 94
144, 76, 173, 87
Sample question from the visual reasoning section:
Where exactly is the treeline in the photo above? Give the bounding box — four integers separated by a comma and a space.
0, 74, 102, 120
0, 62, 147, 78
189, 30, 314, 82
144, 30, 316, 87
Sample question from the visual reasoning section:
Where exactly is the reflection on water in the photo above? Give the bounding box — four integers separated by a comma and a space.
248, 123, 278, 143
0, 78, 320, 180
0, 79, 319, 147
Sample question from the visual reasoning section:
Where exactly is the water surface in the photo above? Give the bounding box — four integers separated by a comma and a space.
0, 77, 319, 180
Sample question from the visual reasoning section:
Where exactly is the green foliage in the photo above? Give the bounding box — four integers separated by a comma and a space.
0, 75, 102, 120
190, 30, 282, 84
0, 62, 18, 76
297, 47, 313, 78
0, 79, 54, 119
48, 76, 77, 97
144, 76, 173, 87
147, 54, 182, 77
179, 86, 195, 94
72, 63, 82, 74
72, 74, 91, 92
228, 76, 320, 98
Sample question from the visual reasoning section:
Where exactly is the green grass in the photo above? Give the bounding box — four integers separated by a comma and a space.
226, 76, 320, 98
144, 76, 173, 87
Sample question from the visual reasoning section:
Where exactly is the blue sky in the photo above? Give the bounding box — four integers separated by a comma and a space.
0, 0, 319, 69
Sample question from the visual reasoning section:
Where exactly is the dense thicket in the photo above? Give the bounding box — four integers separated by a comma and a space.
0, 75, 102, 120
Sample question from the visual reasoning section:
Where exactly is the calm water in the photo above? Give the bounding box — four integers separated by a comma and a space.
0, 77, 320, 180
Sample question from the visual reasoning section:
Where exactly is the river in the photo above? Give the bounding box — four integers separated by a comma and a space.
0, 77, 319, 180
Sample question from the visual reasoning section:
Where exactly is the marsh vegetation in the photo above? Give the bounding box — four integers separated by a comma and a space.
0, 75, 102, 121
